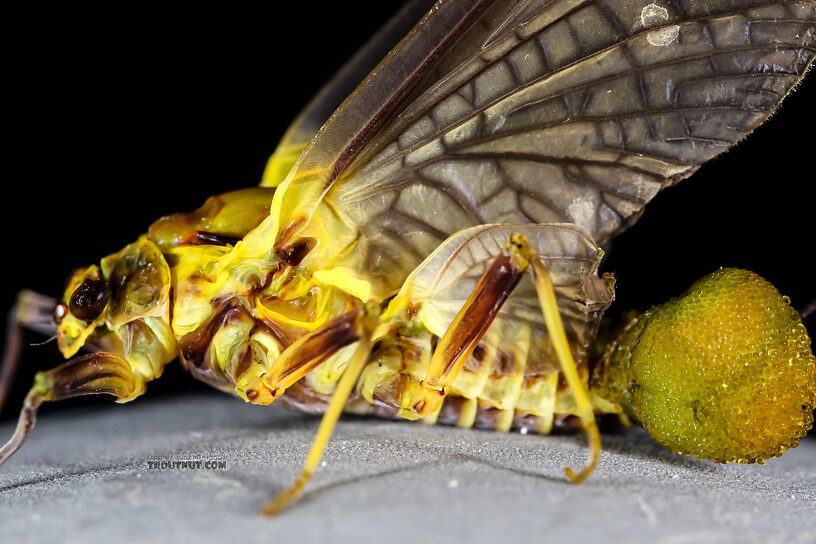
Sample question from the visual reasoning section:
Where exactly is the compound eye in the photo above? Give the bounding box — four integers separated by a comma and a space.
68, 279, 111, 321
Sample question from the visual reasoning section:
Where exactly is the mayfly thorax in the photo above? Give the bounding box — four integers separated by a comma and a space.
2, 0, 816, 516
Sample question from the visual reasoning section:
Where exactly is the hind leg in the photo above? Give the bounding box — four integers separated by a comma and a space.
402, 232, 601, 482
400, 234, 534, 419
529, 257, 600, 483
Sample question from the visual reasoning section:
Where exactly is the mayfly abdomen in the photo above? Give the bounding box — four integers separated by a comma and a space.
343, 386, 598, 436
326, 320, 617, 436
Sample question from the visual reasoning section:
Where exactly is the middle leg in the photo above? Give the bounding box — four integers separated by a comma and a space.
259, 304, 379, 516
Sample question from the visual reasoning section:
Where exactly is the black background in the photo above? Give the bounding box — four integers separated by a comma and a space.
3, 4, 815, 419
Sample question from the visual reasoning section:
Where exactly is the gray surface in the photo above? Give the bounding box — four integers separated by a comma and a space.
1, 393, 814, 544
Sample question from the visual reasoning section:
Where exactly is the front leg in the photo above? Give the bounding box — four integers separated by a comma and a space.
0, 352, 147, 464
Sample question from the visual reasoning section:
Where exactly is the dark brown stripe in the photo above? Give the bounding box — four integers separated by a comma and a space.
328, 0, 495, 184
274, 309, 361, 383
437, 254, 525, 378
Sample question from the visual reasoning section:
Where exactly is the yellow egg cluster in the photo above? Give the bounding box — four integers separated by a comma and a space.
597, 268, 816, 463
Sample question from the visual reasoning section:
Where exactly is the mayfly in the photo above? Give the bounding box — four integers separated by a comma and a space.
2, 0, 815, 516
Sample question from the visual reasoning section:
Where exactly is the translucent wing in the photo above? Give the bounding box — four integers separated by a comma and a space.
283, 0, 815, 299
261, 0, 495, 243
259, 0, 437, 188
375, 223, 614, 416
402, 224, 613, 357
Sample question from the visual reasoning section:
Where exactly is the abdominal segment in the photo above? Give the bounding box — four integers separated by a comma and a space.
353, 319, 620, 434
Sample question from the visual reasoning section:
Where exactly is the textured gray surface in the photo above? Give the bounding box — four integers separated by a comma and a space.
1, 393, 814, 544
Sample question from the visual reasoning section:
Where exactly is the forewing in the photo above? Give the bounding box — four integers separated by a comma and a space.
266, 0, 496, 244
314, 0, 815, 296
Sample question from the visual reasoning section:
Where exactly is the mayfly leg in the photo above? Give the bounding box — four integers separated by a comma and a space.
402, 235, 534, 420
260, 304, 378, 516
0, 352, 146, 464
0, 309, 24, 416
528, 246, 600, 483
0, 290, 60, 415
0, 291, 150, 465
256, 306, 370, 402
402, 231, 601, 483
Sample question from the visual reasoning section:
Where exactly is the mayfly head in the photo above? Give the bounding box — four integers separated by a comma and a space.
56, 236, 177, 379
0, 188, 287, 465
0, 236, 180, 465
594, 268, 816, 464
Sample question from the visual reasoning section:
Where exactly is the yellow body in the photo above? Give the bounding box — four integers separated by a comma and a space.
52, 179, 815, 455
55, 180, 615, 436
3, 0, 816, 518
35, 0, 816, 471
46, 182, 816, 481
